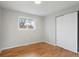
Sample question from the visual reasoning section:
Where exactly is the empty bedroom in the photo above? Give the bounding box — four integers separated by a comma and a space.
0, 1, 79, 57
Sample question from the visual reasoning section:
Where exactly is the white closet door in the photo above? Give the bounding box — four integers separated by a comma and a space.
56, 12, 77, 53
56, 16, 63, 47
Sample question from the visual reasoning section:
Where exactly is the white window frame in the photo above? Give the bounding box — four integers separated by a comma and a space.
17, 16, 36, 30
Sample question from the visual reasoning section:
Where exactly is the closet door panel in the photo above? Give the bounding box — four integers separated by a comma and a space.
56, 12, 77, 53
56, 16, 63, 47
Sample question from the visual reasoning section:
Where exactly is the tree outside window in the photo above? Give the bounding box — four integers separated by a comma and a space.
17, 17, 35, 30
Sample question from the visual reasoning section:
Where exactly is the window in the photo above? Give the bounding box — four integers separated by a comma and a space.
17, 17, 35, 30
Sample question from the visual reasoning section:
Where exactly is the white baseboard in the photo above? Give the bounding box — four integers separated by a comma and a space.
45, 41, 78, 53
1, 41, 78, 54
17, 41, 45, 47
1, 41, 45, 51
45, 41, 56, 46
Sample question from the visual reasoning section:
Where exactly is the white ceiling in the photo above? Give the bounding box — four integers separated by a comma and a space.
0, 1, 79, 16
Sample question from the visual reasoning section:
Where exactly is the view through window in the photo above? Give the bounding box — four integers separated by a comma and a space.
17, 17, 35, 30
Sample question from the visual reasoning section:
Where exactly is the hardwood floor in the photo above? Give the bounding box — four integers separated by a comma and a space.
0, 42, 78, 57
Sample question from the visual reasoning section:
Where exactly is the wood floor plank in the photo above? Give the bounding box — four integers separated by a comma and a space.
0, 42, 78, 57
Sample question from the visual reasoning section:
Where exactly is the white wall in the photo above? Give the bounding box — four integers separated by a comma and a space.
44, 4, 79, 45
0, 7, 2, 50
44, 16, 56, 45
0, 8, 44, 50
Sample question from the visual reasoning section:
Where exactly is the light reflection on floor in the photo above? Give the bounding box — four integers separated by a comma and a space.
17, 53, 40, 57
